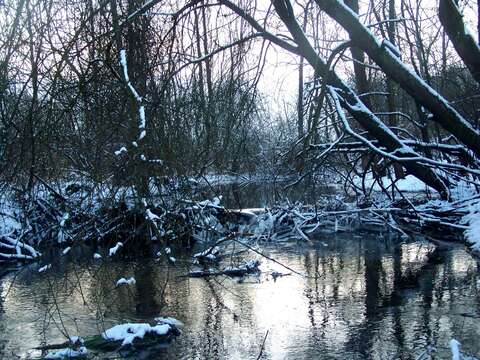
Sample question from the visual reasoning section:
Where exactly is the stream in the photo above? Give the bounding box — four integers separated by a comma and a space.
0, 233, 479, 359
0, 182, 479, 359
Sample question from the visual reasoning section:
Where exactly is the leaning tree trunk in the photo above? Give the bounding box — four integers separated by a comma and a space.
314, 0, 480, 159
439, 0, 480, 86
271, 0, 449, 199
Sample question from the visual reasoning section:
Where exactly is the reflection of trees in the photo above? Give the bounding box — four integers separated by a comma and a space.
1, 240, 479, 358
231, 183, 242, 209
346, 236, 383, 358
200, 279, 224, 360
0, 280, 5, 356
391, 244, 405, 350
134, 262, 160, 317
304, 248, 325, 350
300, 236, 462, 358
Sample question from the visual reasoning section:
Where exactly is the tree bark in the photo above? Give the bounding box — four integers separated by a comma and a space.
385, 0, 404, 178
345, 0, 371, 109
345, 0, 377, 174
439, 0, 480, 85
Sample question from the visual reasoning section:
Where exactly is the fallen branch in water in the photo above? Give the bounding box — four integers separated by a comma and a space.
256, 330, 269, 360
187, 259, 260, 278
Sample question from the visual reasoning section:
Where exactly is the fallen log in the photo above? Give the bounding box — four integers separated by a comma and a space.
187, 259, 261, 278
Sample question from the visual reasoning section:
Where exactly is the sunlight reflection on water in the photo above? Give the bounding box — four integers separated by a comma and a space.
0, 233, 479, 359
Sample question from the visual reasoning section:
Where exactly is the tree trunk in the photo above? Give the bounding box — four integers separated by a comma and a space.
386, 0, 404, 178
201, 2, 215, 157
271, 0, 449, 199
314, 0, 480, 159
298, 55, 305, 139
345, 0, 371, 109
345, 0, 378, 175
439, 0, 480, 85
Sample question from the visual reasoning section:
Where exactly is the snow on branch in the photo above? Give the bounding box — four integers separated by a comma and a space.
0, 233, 40, 260
118, 49, 147, 143
328, 86, 480, 177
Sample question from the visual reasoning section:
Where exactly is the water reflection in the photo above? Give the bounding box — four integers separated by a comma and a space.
0, 234, 479, 359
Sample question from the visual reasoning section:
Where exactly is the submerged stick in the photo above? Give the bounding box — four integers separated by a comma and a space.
256, 330, 269, 360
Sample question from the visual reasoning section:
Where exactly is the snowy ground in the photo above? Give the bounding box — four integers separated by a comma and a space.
351, 174, 435, 193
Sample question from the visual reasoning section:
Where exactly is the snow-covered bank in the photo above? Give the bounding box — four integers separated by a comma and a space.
412, 181, 480, 254
462, 200, 480, 253
351, 173, 435, 193
1, 173, 480, 268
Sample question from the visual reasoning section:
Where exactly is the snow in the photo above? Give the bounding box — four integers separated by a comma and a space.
254, 212, 275, 237
59, 213, 69, 227
148, 158, 163, 164
193, 246, 220, 261
57, 228, 66, 243
114, 147, 127, 156
0, 253, 33, 260
382, 39, 400, 57
419, 181, 480, 253
145, 209, 160, 221
139, 106, 146, 129
69, 336, 84, 345
244, 259, 260, 270
93, 253, 102, 259
451, 181, 478, 202
381, 175, 433, 192
352, 174, 433, 193
102, 323, 171, 347
119, 50, 142, 102
155, 317, 184, 327
38, 264, 51, 273
197, 196, 223, 208
62, 247, 71, 255
116, 277, 136, 286
109, 242, 123, 256
463, 201, 480, 252
0, 234, 39, 258
449, 339, 461, 360
119, 49, 149, 142
44, 346, 87, 359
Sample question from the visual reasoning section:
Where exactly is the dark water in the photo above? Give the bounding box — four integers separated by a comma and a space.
0, 233, 479, 359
